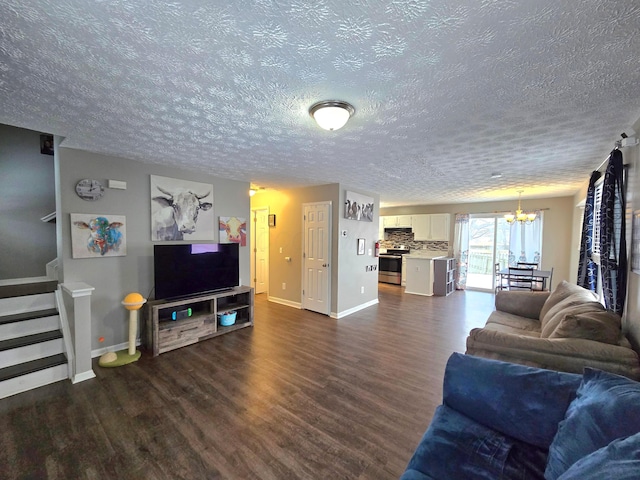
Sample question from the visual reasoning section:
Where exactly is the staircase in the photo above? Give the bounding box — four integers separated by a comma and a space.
0, 278, 69, 399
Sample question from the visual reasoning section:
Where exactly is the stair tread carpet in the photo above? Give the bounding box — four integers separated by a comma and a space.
0, 308, 59, 326
0, 330, 63, 352
0, 353, 67, 382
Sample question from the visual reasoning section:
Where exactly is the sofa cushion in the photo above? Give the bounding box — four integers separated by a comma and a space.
549, 311, 622, 345
486, 310, 542, 333
540, 301, 605, 338
401, 404, 547, 480
545, 368, 640, 479
539, 281, 598, 326
443, 353, 581, 449
556, 432, 640, 480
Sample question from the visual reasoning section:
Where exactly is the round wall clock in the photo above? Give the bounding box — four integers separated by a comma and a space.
75, 179, 104, 201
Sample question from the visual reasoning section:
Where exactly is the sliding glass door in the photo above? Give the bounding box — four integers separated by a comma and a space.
466, 215, 511, 291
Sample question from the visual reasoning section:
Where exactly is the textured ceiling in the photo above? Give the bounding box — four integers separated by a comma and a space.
1, 1, 639, 207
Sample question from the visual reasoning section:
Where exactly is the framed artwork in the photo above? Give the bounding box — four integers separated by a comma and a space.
632, 210, 640, 274
71, 213, 126, 258
357, 238, 366, 255
219, 216, 247, 246
40, 134, 54, 155
268, 214, 276, 227
345, 191, 374, 222
150, 175, 214, 241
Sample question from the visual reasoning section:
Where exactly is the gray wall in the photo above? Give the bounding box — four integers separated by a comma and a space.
0, 124, 56, 279
58, 147, 250, 351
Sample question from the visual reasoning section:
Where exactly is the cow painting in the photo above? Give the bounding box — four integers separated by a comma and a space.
70, 214, 127, 258
150, 175, 214, 241
219, 216, 247, 246
344, 191, 375, 222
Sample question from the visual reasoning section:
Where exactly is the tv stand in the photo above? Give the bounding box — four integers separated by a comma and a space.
143, 286, 254, 356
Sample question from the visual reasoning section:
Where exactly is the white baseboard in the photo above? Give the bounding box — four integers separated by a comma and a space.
92, 339, 140, 358
332, 298, 379, 319
72, 369, 96, 384
268, 296, 302, 309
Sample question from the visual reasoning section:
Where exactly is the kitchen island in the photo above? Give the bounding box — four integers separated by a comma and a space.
404, 252, 447, 296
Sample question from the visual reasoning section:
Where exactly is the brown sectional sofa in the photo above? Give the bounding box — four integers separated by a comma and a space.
466, 280, 640, 379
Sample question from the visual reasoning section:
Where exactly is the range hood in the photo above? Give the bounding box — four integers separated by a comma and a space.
384, 227, 412, 233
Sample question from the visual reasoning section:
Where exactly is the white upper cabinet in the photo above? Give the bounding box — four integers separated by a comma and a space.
383, 215, 412, 228
412, 214, 450, 241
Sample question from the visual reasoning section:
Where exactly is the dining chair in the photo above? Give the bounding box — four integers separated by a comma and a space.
507, 267, 535, 291
495, 263, 506, 293
517, 262, 539, 269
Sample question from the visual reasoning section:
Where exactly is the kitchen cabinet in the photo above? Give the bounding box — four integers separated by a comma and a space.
383, 215, 412, 228
412, 214, 450, 241
401, 255, 407, 286
378, 217, 385, 240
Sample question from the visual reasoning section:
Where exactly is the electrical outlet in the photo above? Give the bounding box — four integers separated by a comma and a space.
280, 247, 283, 253
360, 286, 364, 294
282, 282, 286, 290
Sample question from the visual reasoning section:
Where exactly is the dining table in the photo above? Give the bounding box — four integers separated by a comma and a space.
499, 267, 553, 291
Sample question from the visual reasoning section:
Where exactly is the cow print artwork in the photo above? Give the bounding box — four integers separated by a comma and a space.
345, 190, 374, 222
150, 175, 214, 241
219, 216, 247, 246
70, 213, 126, 258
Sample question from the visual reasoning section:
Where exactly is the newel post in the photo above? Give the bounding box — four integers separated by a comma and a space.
61, 282, 96, 383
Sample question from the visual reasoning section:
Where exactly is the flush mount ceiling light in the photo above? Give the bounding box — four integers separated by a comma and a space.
309, 100, 355, 131
504, 190, 537, 224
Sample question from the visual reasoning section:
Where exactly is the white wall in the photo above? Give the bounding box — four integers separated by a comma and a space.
58, 147, 250, 352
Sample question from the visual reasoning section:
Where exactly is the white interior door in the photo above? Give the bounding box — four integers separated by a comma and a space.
302, 202, 331, 315
251, 207, 269, 294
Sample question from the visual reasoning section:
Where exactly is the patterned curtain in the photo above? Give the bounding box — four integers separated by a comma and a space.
577, 171, 601, 291
507, 212, 543, 266
453, 213, 469, 290
599, 149, 627, 314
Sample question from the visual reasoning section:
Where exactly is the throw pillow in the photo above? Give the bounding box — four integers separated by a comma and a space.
539, 281, 597, 324
557, 432, 640, 480
545, 368, 640, 480
549, 311, 621, 345
540, 301, 606, 338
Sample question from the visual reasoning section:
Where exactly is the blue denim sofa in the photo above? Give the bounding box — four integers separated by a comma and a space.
401, 353, 640, 479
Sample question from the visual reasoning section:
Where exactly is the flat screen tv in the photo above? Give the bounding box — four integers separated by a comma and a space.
154, 243, 239, 300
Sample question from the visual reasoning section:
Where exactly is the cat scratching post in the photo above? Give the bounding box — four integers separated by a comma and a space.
98, 292, 146, 367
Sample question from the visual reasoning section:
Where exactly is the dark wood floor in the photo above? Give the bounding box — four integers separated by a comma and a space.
0, 284, 494, 479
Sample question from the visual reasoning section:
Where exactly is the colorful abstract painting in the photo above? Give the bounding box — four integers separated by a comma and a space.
71, 214, 126, 258
219, 216, 247, 246
150, 175, 214, 241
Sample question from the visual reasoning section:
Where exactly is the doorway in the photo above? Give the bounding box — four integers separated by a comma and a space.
250, 207, 269, 294
302, 201, 331, 315
466, 215, 510, 291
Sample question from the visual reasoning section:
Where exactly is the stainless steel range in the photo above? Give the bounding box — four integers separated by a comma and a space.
378, 248, 410, 285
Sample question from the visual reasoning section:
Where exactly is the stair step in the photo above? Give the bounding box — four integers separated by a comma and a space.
0, 330, 63, 352
0, 360, 68, 399
0, 292, 56, 316
0, 278, 58, 299
0, 308, 59, 326
0, 353, 67, 382
0, 312, 60, 341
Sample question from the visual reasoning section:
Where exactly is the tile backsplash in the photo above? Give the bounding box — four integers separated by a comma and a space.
381, 231, 449, 252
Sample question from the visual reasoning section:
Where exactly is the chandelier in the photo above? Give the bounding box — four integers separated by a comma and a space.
504, 191, 537, 224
